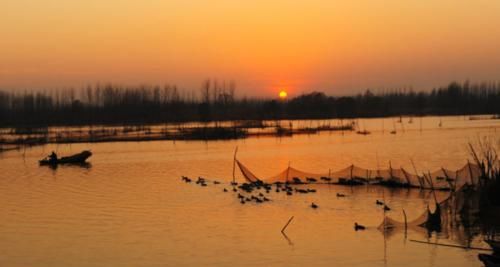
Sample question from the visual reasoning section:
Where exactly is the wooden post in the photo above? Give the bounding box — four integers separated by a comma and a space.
389, 161, 393, 181
427, 171, 438, 204
409, 239, 493, 251
232, 146, 238, 184
286, 161, 291, 183
403, 209, 408, 238
401, 167, 411, 186
441, 167, 453, 191
281, 216, 294, 233
350, 164, 354, 182
467, 160, 475, 187
410, 158, 424, 189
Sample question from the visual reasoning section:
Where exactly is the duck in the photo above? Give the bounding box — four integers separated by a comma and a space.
232, 188, 237, 192
223, 188, 228, 192
384, 205, 391, 211
213, 181, 221, 185
263, 197, 270, 201
336, 193, 346, 197
376, 200, 384, 205
286, 191, 293, 196
354, 222, 366, 231
311, 202, 319, 209
240, 199, 245, 204
306, 177, 318, 183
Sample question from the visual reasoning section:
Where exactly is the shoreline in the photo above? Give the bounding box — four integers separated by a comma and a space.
0, 124, 355, 147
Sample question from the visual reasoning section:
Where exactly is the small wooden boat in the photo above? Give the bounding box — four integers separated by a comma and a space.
486, 240, 500, 253
478, 253, 500, 267
39, 150, 92, 165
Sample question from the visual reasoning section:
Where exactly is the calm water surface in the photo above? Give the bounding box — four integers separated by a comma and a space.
1, 116, 499, 267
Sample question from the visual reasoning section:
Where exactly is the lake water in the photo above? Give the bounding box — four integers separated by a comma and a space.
1, 116, 499, 266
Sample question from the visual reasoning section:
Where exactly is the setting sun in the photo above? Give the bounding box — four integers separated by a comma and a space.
279, 90, 288, 99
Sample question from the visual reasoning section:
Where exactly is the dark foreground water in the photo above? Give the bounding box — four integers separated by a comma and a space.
0, 116, 499, 266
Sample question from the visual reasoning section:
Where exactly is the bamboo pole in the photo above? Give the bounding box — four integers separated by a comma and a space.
410, 158, 424, 189
232, 146, 238, 184
409, 239, 492, 251
281, 216, 294, 233
427, 171, 438, 204
350, 164, 354, 182
401, 167, 411, 185
389, 161, 393, 182
403, 209, 408, 237
467, 160, 476, 187
441, 167, 454, 191
286, 161, 291, 183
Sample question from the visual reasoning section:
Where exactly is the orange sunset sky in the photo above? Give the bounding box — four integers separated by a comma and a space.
1, 0, 500, 96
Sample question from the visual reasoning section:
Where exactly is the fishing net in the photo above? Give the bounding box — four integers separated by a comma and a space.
236, 160, 262, 183
235, 160, 482, 191
378, 197, 450, 232
266, 166, 325, 184
377, 181, 485, 236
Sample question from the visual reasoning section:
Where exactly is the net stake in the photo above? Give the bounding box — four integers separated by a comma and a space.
403, 209, 408, 238
409, 239, 492, 251
281, 216, 294, 233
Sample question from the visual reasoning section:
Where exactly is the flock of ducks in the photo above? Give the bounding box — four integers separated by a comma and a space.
181, 176, 392, 232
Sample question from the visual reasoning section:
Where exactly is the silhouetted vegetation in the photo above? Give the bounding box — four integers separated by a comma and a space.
0, 80, 499, 128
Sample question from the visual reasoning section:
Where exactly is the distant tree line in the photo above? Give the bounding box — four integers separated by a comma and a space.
0, 80, 499, 127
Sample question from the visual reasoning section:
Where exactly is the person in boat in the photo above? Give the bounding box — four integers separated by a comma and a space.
49, 151, 58, 163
